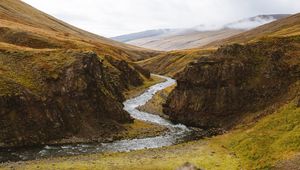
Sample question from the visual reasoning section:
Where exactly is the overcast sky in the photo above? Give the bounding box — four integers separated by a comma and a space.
22, 0, 300, 37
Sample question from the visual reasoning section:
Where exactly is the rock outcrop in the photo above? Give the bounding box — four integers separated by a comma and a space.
0, 50, 146, 147
0, 0, 155, 148
164, 36, 300, 129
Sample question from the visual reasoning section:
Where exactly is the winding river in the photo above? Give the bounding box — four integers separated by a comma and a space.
0, 74, 193, 162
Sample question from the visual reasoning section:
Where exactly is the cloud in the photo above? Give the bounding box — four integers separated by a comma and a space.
22, 0, 300, 37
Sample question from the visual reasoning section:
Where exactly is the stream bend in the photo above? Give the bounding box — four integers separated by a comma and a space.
0, 74, 192, 162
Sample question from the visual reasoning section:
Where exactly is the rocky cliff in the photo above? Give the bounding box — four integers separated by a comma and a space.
0, 49, 149, 147
0, 0, 155, 148
164, 36, 300, 129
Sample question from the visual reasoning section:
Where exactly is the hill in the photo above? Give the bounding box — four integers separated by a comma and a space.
0, 0, 158, 61
207, 13, 300, 47
137, 48, 214, 77
138, 13, 298, 77
113, 14, 289, 51
0, 0, 157, 147
162, 14, 300, 169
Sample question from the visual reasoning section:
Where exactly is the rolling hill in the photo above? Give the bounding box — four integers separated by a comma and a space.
138, 13, 299, 77
113, 14, 290, 51
207, 13, 300, 47
0, 0, 158, 61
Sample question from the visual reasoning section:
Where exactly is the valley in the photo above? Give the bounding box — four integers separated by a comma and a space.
0, 0, 300, 170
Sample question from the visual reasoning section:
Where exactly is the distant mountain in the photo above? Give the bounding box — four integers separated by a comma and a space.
112, 14, 290, 51
207, 14, 300, 47
112, 28, 193, 43
112, 29, 174, 42
224, 14, 291, 30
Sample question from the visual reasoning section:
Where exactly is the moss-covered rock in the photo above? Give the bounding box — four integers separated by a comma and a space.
0, 50, 144, 147
164, 36, 300, 129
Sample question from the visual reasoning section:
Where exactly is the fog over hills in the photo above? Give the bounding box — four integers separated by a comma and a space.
112, 14, 290, 51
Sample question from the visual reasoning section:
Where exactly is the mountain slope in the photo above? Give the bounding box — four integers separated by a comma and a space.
113, 14, 289, 51
207, 13, 300, 47
0, 0, 158, 61
224, 14, 290, 30
161, 13, 300, 168
112, 29, 174, 43
137, 48, 214, 77
0, 0, 155, 147
137, 14, 296, 77
127, 29, 244, 51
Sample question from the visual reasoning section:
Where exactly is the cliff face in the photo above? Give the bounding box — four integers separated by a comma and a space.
0, 0, 156, 148
0, 50, 148, 147
164, 36, 300, 129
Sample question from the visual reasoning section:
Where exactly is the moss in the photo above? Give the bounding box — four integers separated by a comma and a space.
2, 140, 240, 170
220, 99, 300, 169
0, 50, 77, 95
118, 120, 167, 140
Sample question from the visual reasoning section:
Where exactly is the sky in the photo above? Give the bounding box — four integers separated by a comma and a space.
22, 0, 300, 37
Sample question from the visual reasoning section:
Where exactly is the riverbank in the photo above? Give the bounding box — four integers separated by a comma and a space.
46, 74, 169, 145
123, 74, 166, 99
2, 93, 299, 169
0, 139, 240, 170
137, 84, 176, 119
0, 74, 169, 163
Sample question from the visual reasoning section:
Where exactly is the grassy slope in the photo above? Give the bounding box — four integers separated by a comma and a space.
207, 13, 300, 47
0, 0, 158, 61
137, 48, 214, 77
137, 13, 300, 77
222, 100, 300, 169
127, 29, 244, 51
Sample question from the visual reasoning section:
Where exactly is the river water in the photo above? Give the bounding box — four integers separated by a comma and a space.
0, 74, 194, 162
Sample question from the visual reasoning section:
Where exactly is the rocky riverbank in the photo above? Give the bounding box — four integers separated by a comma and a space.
164, 36, 300, 129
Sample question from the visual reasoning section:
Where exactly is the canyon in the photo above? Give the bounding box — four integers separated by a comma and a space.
0, 0, 300, 170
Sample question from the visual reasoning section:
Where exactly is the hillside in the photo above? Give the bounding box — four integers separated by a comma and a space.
0, 0, 158, 61
207, 13, 300, 47
0, 0, 158, 147
164, 36, 300, 129
138, 13, 298, 77
112, 29, 174, 43
161, 17, 300, 168
113, 14, 289, 51
137, 48, 214, 77
126, 29, 244, 51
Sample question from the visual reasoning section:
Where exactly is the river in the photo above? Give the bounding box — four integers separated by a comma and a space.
0, 74, 194, 162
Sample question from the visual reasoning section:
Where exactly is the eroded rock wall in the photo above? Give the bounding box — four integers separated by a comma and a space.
0, 51, 147, 147
164, 37, 300, 129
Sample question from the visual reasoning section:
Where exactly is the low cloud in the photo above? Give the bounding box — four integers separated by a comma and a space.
22, 0, 300, 37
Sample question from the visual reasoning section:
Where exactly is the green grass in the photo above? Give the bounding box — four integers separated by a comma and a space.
221, 99, 300, 169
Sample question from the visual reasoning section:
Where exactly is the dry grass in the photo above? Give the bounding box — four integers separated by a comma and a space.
137, 48, 214, 77
0, 1, 157, 61
207, 13, 300, 47
138, 84, 176, 118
